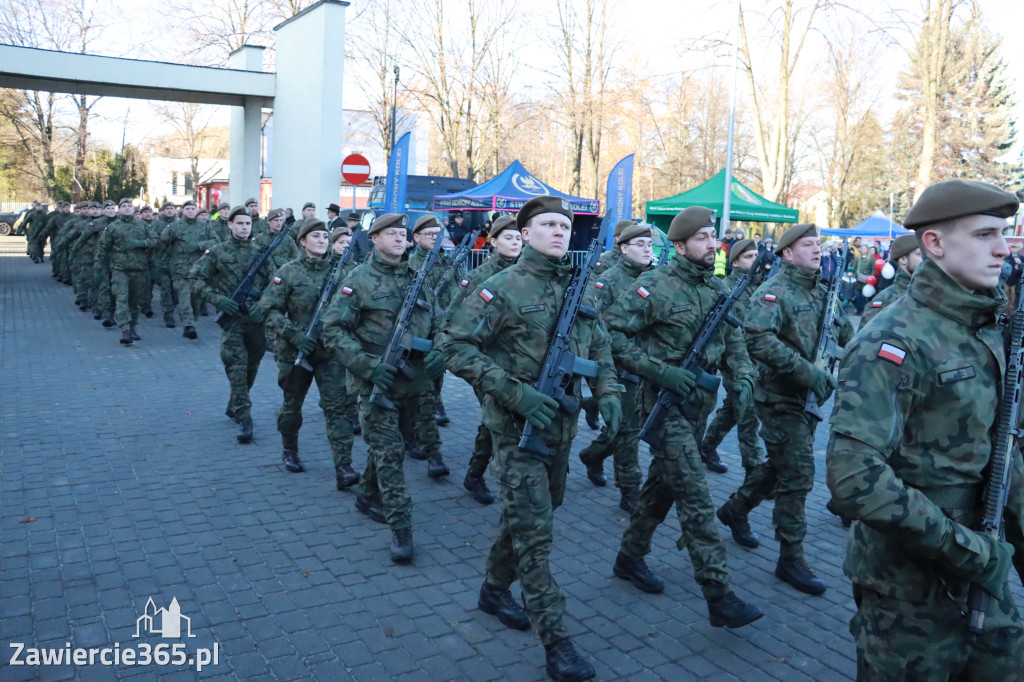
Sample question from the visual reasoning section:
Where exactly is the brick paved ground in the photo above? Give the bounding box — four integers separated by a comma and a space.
0, 234, 992, 681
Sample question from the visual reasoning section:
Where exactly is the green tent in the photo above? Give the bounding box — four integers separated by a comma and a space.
645, 169, 799, 231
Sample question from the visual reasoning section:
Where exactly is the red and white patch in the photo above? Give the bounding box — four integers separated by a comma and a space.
460, 279, 470, 287
763, 293, 777, 302
871, 301, 883, 308
479, 288, 494, 302
636, 286, 650, 299
595, 282, 605, 289
877, 343, 906, 366
341, 286, 353, 295
273, 276, 282, 285
204, 249, 210, 255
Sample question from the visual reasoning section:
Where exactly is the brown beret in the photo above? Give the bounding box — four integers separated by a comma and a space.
614, 219, 636, 238
102, 200, 116, 208
117, 198, 133, 206
244, 197, 258, 206
904, 179, 1018, 231
218, 203, 231, 211
889, 234, 919, 261
616, 223, 653, 245
667, 207, 716, 242
489, 215, 518, 240
729, 238, 757, 263
181, 200, 196, 208
297, 218, 327, 242
302, 201, 315, 210
368, 213, 409, 236
516, 195, 574, 229
197, 207, 210, 215
331, 226, 352, 242
227, 206, 249, 222
139, 205, 152, 213
266, 208, 284, 221
413, 214, 441, 234
775, 223, 819, 255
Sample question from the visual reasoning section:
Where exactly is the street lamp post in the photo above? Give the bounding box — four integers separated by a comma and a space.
390, 65, 400, 156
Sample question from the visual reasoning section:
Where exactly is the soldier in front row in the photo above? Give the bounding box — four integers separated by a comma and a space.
442, 196, 623, 682
827, 180, 1024, 680
162, 200, 220, 340
98, 199, 158, 345
858, 233, 921, 328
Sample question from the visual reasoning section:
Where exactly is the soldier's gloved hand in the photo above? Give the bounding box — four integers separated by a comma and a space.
809, 367, 838, 403
597, 395, 622, 436
424, 350, 446, 380
511, 385, 559, 429
657, 365, 696, 396
975, 534, 1014, 599
248, 305, 267, 324
215, 296, 240, 316
369, 362, 398, 392
294, 333, 317, 354
733, 377, 754, 412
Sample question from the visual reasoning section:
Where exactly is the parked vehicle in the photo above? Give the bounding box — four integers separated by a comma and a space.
0, 206, 29, 236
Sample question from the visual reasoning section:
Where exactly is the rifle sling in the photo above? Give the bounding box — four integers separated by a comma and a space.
916, 483, 981, 510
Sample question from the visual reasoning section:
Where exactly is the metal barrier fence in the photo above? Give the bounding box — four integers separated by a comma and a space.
462, 249, 589, 270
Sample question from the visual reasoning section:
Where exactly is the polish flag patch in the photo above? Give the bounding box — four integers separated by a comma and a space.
878, 343, 906, 366
341, 286, 353, 295
637, 286, 651, 299
460, 279, 470, 287
872, 301, 883, 308
204, 249, 210, 255
480, 288, 494, 302
273, 276, 282, 285
595, 282, 604, 289
764, 293, 777, 302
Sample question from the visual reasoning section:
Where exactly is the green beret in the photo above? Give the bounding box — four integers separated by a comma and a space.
227, 206, 249, 222
616, 223, 652, 245
297, 218, 327, 241
889, 234, 920, 261
516, 195, 573, 229
614, 219, 636, 238
413, 214, 441, 234
302, 201, 315, 210
729, 238, 757, 263
368, 213, 409, 236
489, 215, 518, 239
775, 223, 819, 255
667, 207, 715, 242
904, 179, 1018, 231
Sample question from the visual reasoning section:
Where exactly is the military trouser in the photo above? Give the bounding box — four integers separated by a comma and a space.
275, 349, 355, 468
433, 374, 446, 414
398, 391, 442, 458
581, 379, 643, 490
852, 582, 1024, 681
111, 269, 147, 332
27, 236, 44, 261
467, 387, 493, 477
485, 416, 575, 647
71, 253, 94, 302
620, 406, 730, 601
171, 273, 200, 326
152, 267, 176, 317
719, 401, 817, 559
219, 320, 266, 421
95, 263, 113, 315
702, 386, 766, 471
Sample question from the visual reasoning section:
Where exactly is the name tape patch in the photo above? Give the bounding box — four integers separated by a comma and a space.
877, 343, 906, 366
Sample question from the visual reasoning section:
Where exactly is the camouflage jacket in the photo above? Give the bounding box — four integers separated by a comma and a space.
24, 209, 47, 239
448, 253, 518, 312
440, 244, 620, 436
253, 226, 299, 269
744, 262, 854, 405
161, 218, 221, 275
212, 218, 231, 243
55, 216, 84, 251
38, 211, 69, 242
72, 216, 112, 261
321, 250, 442, 396
151, 215, 177, 269
329, 246, 359, 280
409, 244, 461, 312
189, 235, 271, 319
593, 246, 621, 276
860, 267, 911, 327
98, 215, 158, 271
260, 252, 337, 362
249, 216, 270, 238
585, 255, 651, 314
716, 268, 762, 322
826, 259, 1024, 608
602, 255, 754, 414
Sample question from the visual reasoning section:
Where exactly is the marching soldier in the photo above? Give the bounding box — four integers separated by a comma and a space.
859, 233, 921, 327
51, 202, 81, 284
98, 199, 159, 345
600, 207, 763, 630
40, 202, 71, 275
442, 196, 623, 682
65, 202, 99, 302
212, 203, 232, 242
161, 200, 220, 340
716, 223, 854, 596
152, 202, 180, 328
321, 213, 447, 565
827, 180, 1024, 679
577, 222, 654, 513
257, 219, 359, 489
255, 209, 298, 268
329, 224, 362, 438
72, 199, 115, 315
245, 197, 269, 236
190, 206, 271, 444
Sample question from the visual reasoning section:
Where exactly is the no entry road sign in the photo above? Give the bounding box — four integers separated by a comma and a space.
342, 154, 371, 185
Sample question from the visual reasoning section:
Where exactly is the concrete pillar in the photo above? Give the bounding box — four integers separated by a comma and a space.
272, 0, 348, 212
228, 45, 265, 207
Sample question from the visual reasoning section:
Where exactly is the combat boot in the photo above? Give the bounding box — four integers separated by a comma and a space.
435, 403, 450, 426
142, 305, 154, 318
463, 472, 495, 505
826, 498, 852, 528
544, 639, 595, 682
775, 557, 827, 596
102, 312, 115, 327
164, 313, 176, 328
355, 494, 386, 524
581, 397, 600, 430
612, 551, 664, 594
336, 464, 359, 490
119, 330, 132, 345
406, 445, 427, 461
183, 325, 198, 340
478, 582, 529, 630
716, 504, 760, 549
578, 448, 606, 487
390, 528, 413, 563
236, 418, 253, 444
699, 444, 728, 474
225, 405, 236, 422
351, 419, 361, 435
129, 328, 141, 341
619, 487, 639, 514
282, 448, 304, 473
707, 591, 763, 628
93, 308, 103, 320
427, 454, 450, 479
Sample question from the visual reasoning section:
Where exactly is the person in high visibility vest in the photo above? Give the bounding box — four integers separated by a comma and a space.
713, 242, 728, 276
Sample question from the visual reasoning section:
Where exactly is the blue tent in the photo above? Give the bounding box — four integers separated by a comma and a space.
819, 211, 910, 238
432, 159, 600, 215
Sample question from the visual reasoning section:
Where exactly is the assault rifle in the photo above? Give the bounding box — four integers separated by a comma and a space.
518, 222, 611, 456
639, 249, 774, 450
214, 224, 293, 328
291, 243, 355, 375
766, 254, 782, 279
368, 225, 445, 410
967, 293, 1024, 634
803, 245, 847, 420
433, 228, 479, 300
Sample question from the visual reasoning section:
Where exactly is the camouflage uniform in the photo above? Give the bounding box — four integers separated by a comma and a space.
579, 255, 651, 491
190, 236, 270, 422
718, 262, 853, 560
56, 213, 86, 285
859, 266, 910, 327
24, 208, 47, 261
441, 243, 620, 646
162, 217, 220, 327
602, 255, 753, 601
98, 214, 159, 334
70, 215, 110, 309
44, 210, 73, 279
151, 214, 180, 323
321, 250, 443, 532
212, 216, 231, 242
827, 259, 1024, 680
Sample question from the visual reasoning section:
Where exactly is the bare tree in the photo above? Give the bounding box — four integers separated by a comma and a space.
152, 102, 221, 200
910, 0, 955, 200
166, 0, 267, 66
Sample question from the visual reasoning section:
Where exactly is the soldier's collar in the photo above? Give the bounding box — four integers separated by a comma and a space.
518, 244, 570, 276
370, 249, 408, 274
670, 254, 714, 284
909, 259, 1004, 329
621, 257, 650, 277
780, 262, 820, 288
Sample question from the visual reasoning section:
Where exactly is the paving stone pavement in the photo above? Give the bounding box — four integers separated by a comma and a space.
2, 235, 1013, 681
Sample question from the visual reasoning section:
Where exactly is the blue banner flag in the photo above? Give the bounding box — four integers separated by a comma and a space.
602, 154, 634, 249
384, 132, 411, 214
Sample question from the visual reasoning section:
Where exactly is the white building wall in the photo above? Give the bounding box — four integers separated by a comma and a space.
147, 157, 228, 205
